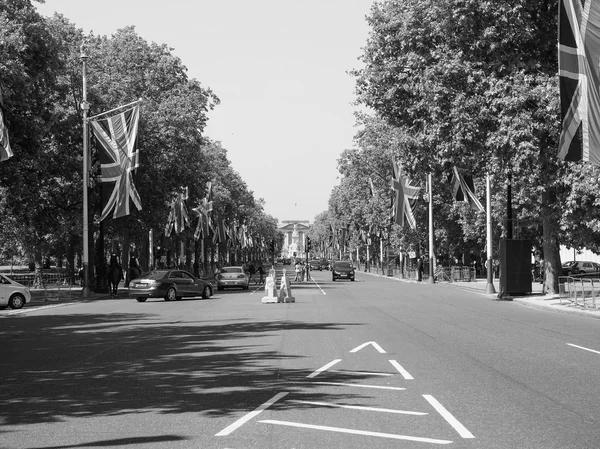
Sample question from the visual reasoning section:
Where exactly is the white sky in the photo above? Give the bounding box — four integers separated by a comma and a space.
35, 0, 374, 224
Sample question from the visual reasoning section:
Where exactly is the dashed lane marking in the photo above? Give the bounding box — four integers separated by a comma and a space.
215, 392, 288, 437
567, 343, 600, 355
258, 420, 453, 444
287, 399, 428, 416
389, 359, 414, 380
423, 395, 474, 439
309, 381, 405, 391
331, 369, 393, 377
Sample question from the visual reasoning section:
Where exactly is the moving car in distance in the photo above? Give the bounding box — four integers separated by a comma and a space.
0, 273, 31, 309
331, 261, 355, 282
309, 260, 323, 271
128, 270, 213, 302
217, 266, 250, 291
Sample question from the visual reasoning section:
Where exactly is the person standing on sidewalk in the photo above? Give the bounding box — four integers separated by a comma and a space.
305, 261, 311, 281
256, 264, 265, 285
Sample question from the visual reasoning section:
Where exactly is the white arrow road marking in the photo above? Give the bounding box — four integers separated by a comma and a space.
215, 392, 288, 436
258, 420, 453, 444
307, 359, 342, 378
288, 399, 428, 415
389, 360, 414, 380
310, 381, 405, 391
567, 343, 600, 355
423, 395, 474, 439
349, 341, 386, 353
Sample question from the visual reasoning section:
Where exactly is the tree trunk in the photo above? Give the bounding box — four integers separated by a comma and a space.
542, 190, 561, 295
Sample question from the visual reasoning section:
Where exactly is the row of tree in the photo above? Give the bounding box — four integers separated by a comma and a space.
308, 0, 600, 295
0, 1, 280, 282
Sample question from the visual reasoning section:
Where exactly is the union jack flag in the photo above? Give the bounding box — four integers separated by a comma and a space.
558, 0, 600, 163
165, 188, 189, 237
193, 182, 214, 240
391, 161, 420, 230
451, 167, 484, 212
0, 88, 13, 162
90, 104, 141, 220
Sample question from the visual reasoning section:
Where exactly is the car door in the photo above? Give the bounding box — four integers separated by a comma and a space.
0, 275, 7, 307
179, 271, 198, 297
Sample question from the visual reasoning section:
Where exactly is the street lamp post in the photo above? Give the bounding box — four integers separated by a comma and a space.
81, 43, 90, 298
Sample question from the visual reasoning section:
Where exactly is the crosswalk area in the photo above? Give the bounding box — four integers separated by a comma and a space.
216, 341, 475, 447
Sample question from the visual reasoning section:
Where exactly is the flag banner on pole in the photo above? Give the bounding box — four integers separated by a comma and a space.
558, 0, 600, 164
165, 188, 189, 237
90, 104, 141, 220
0, 89, 13, 162
392, 161, 420, 230
451, 167, 485, 212
328, 223, 335, 248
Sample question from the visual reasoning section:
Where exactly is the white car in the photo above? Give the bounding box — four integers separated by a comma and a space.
0, 274, 32, 309
216, 266, 250, 291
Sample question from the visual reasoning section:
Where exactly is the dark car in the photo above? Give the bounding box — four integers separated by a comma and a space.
309, 260, 323, 271
128, 270, 213, 302
331, 261, 355, 281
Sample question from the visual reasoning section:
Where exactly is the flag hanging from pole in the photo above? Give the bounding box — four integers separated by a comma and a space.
165, 188, 189, 237
90, 104, 141, 220
451, 167, 485, 212
558, 0, 600, 164
0, 88, 13, 162
391, 161, 420, 230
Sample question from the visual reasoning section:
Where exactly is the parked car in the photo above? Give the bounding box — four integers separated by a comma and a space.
217, 266, 250, 291
331, 261, 355, 282
128, 270, 213, 302
309, 260, 323, 271
0, 273, 32, 309
562, 261, 600, 276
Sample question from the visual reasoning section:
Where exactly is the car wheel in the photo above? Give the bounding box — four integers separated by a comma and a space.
136, 297, 147, 302
243, 284, 249, 290
351, 278, 355, 282
332, 277, 336, 281
165, 287, 177, 301
9, 294, 25, 309
202, 286, 211, 299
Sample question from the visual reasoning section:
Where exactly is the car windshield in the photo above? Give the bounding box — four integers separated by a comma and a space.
335, 262, 352, 269
221, 267, 243, 274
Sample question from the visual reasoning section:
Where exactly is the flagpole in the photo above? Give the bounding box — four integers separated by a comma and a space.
80, 43, 90, 298
427, 173, 435, 284
485, 173, 496, 294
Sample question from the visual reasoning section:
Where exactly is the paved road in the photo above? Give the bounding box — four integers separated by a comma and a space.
1, 267, 600, 448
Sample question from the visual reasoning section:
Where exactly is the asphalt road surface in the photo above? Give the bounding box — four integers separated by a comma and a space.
1, 267, 600, 449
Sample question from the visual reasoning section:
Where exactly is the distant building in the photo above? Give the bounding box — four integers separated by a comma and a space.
278, 220, 310, 258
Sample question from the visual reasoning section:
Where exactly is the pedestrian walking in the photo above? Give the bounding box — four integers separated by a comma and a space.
294, 262, 301, 282
305, 261, 311, 281
256, 264, 265, 285
417, 258, 424, 282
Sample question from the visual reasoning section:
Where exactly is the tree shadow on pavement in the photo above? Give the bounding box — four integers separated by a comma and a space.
0, 313, 378, 426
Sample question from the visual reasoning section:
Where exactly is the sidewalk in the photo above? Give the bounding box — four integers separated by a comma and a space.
362, 270, 600, 319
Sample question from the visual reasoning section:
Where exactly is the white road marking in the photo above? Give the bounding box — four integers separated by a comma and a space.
332, 369, 393, 377
307, 359, 341, 378
349, 341, 386, 353
423, 395, 474, 439
311, 279, 326, 295
215, 392, 288, 436
389, 360, 414, 380
567, 343, 600, 355
288, 399, 428, 415
310, 381, 405, 391
259, 420, 453, 444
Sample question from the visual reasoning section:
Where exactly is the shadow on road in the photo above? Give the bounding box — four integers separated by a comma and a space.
0, 313, 371, 425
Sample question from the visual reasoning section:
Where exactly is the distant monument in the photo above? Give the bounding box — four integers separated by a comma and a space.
278, 220, 310, 258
